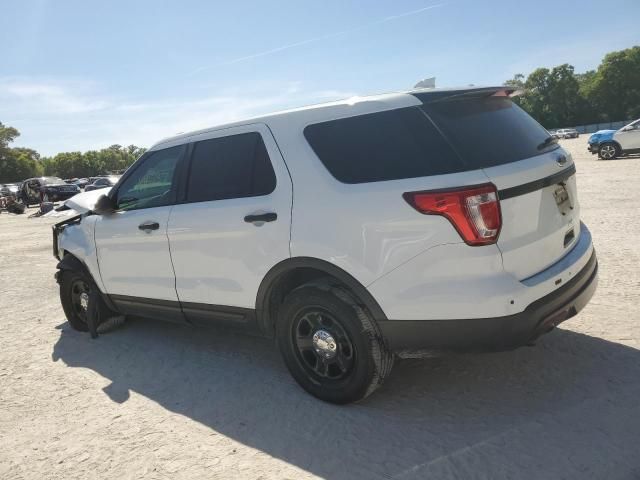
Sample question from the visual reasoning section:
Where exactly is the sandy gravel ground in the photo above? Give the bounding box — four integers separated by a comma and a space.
1, 139, 639, 480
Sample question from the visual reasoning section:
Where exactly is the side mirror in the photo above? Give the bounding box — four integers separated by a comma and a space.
93, 194, 116, 215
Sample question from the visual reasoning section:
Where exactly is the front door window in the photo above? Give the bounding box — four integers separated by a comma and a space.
114, 145, 184, 211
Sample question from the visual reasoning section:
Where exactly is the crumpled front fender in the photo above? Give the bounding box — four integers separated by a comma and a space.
55, 214, 107, 294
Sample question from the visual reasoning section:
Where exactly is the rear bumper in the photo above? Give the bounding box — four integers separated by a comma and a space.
378, 250, 598, 353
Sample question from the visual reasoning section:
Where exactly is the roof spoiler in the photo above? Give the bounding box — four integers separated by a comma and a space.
411, 86, 522, 104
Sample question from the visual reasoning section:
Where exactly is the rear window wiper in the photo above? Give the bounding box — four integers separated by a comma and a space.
537, 136, 558, 150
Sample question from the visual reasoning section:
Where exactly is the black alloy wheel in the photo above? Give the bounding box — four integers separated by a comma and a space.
293, 308, 356, 381
277, 283, 394, 404
69, 278, 90, 326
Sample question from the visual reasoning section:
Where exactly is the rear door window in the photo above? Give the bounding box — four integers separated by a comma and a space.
303, 108, 464, 184
186, 132, 276, 203
419, 95, 558, 168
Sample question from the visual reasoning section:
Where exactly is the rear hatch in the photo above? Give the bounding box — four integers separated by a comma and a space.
418, 90, 580, 280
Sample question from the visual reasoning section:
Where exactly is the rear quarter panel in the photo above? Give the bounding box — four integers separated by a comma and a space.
268, 108, 493, 288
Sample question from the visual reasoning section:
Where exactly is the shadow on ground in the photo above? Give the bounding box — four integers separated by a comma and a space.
52, 318, 640, 479
610, 153, 640, 161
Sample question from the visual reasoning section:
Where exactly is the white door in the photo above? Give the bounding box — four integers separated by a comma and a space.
615, 119, 640, 150
94, 145, 186, 315
167, 124, 292, 325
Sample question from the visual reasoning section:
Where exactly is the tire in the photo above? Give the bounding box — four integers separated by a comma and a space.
59, 270, 91, 331
276, 283, 394, 404
59, 269, 112, 332
598, 142, 619, 160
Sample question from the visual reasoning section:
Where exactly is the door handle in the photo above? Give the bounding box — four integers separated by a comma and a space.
138, 221, 160, 231
244, 212, 277, 224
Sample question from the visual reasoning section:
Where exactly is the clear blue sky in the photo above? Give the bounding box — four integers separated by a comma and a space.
1, 0, 638, 155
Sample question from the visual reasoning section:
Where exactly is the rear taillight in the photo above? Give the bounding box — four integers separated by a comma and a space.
403, 184, 501, 246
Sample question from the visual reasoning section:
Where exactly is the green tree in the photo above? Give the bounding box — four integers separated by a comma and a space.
504, 73, 525, 89
0, 122, 20, 149
517, 67, 555, 126
39, 144, 145, 179
504, 73, 526, 108
0, 122, 43, 183
585, 46, 640, 121
1, 121, 146, 181
506, 46, 639, 128
575, 70, 596, 93
547, 64, 592, 126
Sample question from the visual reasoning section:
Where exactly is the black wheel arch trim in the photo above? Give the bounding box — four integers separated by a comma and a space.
256, 257, 388, 337
55, 253, 119, 313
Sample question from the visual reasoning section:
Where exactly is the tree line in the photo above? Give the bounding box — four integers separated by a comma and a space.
505, 45, 639, 129
0, 123, 146, 184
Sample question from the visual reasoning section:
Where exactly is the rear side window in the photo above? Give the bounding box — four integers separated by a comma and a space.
420, 96, 558, 168
186, 132, 276, 203
304, 108, 464, 184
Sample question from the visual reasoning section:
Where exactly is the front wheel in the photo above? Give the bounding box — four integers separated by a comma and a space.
598, 142, 619, 160
277, 284, 393, 404
59, 270, 92, 331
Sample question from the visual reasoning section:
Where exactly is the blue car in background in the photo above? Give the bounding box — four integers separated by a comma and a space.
588, 118, 640, 159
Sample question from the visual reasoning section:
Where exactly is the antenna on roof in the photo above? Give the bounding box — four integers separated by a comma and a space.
414, 77, 436, 89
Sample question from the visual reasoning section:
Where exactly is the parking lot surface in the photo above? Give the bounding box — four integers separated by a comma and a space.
1, 139, 639, 479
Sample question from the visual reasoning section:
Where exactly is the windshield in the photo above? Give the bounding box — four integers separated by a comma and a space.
42, 177, 64, 185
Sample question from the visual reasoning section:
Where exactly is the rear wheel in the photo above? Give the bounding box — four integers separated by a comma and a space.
598, 142, 619, 160
276, 284, 393, 404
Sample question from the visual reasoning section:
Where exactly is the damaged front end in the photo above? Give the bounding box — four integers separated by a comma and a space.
52, 213, 84, 260
52, 191, 112, 260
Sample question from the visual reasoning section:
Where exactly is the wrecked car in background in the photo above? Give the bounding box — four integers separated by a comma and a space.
18, 177, 80, 206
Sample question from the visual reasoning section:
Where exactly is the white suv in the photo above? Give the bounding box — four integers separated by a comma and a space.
53, 86, 598, 404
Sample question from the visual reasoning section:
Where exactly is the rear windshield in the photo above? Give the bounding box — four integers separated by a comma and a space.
304, 97, 557, 184
420, 96, 558, 169
303, 107, 465, 184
